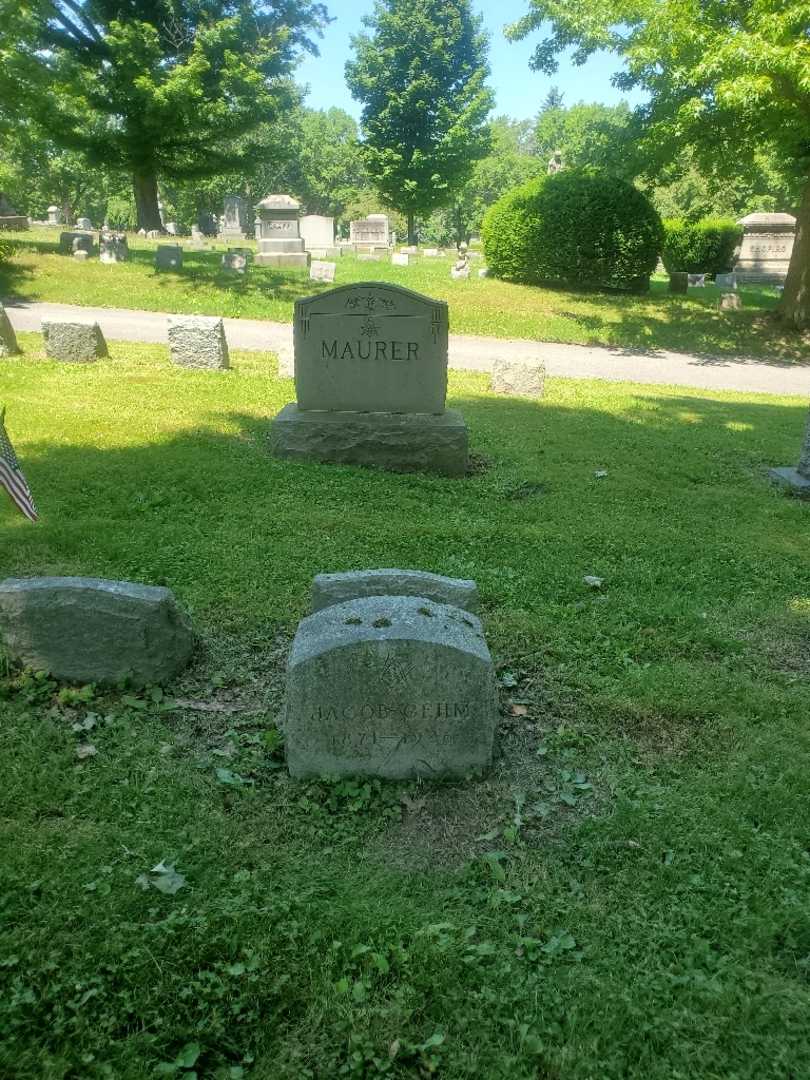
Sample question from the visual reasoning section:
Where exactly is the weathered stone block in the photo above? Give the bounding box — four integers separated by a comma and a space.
669, 272, 688, 294
270, 404, 468, 476
100, 233, 129, 263
42, 319, 107, 362
283, 594, 497, 779
59, 231, 94, 255
0, 577, 194, 685
769, 409, 810, 494
491, 357, 545, 399
0, 302, 20, 357
312, 570, 479, 614
155, 245, 183, 270
168, 316, 229, 370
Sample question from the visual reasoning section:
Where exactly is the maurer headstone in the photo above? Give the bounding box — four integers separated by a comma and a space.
283, 593, 497, 779
769, 407, 810, 496
735, 213, 796, 284
270, 282, 467, 474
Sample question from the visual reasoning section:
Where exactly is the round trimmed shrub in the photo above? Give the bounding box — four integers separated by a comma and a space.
482, 171, 663, 292
661, 217, 742, 276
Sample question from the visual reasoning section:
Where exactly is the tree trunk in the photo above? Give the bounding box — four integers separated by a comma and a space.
777, 175, 810, 331
133, 171, 163, 231
407, 210, 416, 246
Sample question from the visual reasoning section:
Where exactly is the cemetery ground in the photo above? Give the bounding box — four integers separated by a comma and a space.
1, 332, 809, 1079
1, 228, 808, 364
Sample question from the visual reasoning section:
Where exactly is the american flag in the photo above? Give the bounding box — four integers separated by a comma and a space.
0, 408, 38, 522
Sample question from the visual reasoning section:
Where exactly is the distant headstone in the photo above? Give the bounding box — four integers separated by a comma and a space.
42, 319, 107, 362
349, 215, 390, 252
422, 248, 440, 257
769, 407, 810, 496
283, 593, 497, 779
688, 273, 706, 287
220, 195, 252, 240
736, 213, 795, 284
221, 250, 248, 274
0, 192, 27, 230
357, 253, 382, 262
669, 272, 689, 294
0, 577, 194, 685
165, 221, 178, 235
719, 293, 742, 312
76, 216, 93, 230
400, 246, 418, 256
146, 229, 162, 240
715, 272, 737, 290
254, 194, 308, 268
47, 205, 63, 225
0, 302, 20, 358
301, 215, 337, 257
310, 260, 336, 283
59, 231, 94, 255
311, 569, 479, 613
451, 252, 470, 280
100, 232, 129, 263
491, 357, 545, 399
168, 316, 229, 370
391, 253, 409, 266
155, 244, 182, 270
270, 282, 468, 475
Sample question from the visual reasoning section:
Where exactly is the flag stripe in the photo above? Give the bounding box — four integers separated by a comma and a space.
0, 413, 38, 522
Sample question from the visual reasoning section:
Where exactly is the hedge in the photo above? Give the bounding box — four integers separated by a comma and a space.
661, 217, 742, 276
482, 171, 663, 293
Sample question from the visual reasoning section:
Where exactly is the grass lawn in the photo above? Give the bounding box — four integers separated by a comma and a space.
1, 334, 809, 1078
2, 228, 808, 362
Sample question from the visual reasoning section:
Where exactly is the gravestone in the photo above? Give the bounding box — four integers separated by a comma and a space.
254, 194, 308, 268
283, 593, 497, 779
165, 222, 178, 235
736, 213, 796, 284
168, 316, 229, 370
311, 569, 479, 613
349, 215, 390, 254
76, 216, 93, 230
0, 192, 27, 231
42, 319, 107, 362
0, 302, 20, 357
715, 272, 737, 290
59, 231, 94, 255
222, 250, 248, 274
669, 272, 688, 294
391, 253, 409, 266
491, 357, 545, 399
155, 244, 183, 270
221, 195, 252, 240
719, 293, 742, 312
270, 282, 468, 475
310, 260, 336, 283
47, 205, 63, 225
688, 273, 706, 287
301, 215, 337, 258
0, 577, 193, 685
146, 229, 162, 240
100, 232, 129, 263
769, 407, 810, 495
422, 248, 440, 257
400, 245, 418, 256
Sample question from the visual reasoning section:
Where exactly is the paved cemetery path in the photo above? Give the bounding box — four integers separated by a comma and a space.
5, 299, 809, 397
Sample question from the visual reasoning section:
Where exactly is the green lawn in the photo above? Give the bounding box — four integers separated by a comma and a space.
1, 333, 809, 1078
2, 228, 807, 361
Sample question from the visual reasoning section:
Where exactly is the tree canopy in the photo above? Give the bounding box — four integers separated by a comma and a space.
508, 0, 810, 328
346, 0, 494, 243
1, 0, 329, 229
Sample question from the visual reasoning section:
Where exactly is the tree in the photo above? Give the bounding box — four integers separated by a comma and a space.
346, 0, 494, 244
540, 85, 564, 113
507, 0, 810, 330
283, 108, 369, 219
1, 0, 329, 230
534, 101, 638, 180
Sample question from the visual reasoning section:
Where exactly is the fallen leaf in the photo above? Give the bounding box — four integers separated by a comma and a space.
76, 743, 98, 760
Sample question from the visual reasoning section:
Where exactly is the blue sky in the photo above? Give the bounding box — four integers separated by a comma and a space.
298, 0, 642, 122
